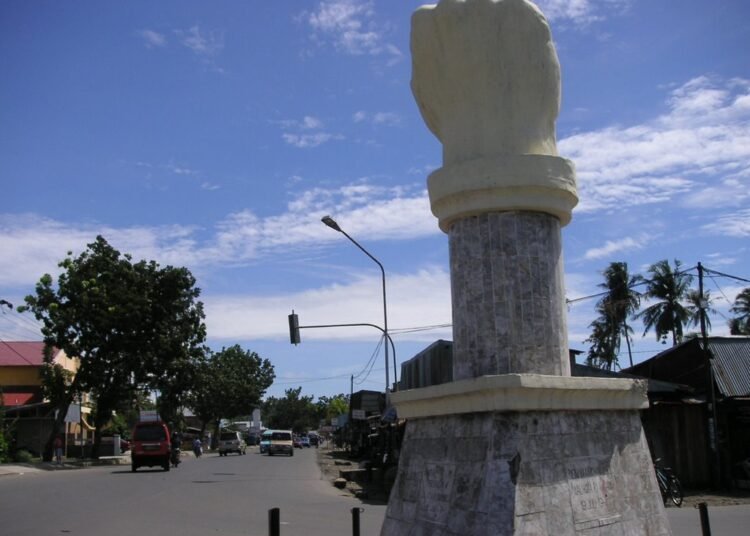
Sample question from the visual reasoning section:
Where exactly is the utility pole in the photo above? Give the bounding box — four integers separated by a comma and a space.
699, 262, 721, 488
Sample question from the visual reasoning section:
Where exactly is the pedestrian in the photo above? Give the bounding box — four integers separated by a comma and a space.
53, 435, 63, 465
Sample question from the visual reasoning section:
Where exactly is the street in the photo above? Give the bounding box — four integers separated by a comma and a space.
0, 447, 386, 536
3, 449, 750, 535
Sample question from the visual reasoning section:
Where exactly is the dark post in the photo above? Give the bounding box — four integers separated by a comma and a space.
697, 502, 712, 536
351, 507, 362, 536
698, 262, 721, 488
269, 507, 280, 536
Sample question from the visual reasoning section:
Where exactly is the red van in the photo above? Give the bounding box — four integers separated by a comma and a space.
131, 421, 171, 472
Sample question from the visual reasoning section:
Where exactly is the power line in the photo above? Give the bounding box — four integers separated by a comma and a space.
566, 264, 699, 307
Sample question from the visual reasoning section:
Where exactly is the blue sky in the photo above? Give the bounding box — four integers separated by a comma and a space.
2, 0, 749, 400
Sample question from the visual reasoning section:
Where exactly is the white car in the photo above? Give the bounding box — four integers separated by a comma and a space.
218, 431, 247, 456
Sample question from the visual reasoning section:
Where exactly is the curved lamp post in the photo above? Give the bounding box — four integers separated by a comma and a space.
322, 215, 395, 392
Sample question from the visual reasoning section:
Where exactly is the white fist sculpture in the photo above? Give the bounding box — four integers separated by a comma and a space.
412, 0, 577, 230
412, 0, 561, 164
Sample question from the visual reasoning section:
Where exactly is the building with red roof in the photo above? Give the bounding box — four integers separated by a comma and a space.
0, 341, 78, 407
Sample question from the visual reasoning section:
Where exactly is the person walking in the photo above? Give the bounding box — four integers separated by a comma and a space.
53, 435, 63, 465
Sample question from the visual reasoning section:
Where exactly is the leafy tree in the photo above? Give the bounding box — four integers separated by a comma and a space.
316, 394, 349, 422
636, 259, 694, 346
585, 262, 642, 370
729, 288, 750, 335
686, 289, 716, 334
20, 236, 207, 460
190, 345, 275, 439
0, 387, 11, 463
263, 387, 318, 433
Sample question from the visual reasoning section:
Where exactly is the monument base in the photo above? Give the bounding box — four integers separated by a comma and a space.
381, 377, 672, 535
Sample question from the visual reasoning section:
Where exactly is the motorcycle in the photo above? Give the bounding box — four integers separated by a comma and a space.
170, 445, 181, 468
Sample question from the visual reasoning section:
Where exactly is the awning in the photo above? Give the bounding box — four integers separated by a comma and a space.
1, 392, 37, 406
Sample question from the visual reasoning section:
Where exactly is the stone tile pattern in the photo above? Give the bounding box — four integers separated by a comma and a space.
381, 410, 671, 536
449, 212, 570, 379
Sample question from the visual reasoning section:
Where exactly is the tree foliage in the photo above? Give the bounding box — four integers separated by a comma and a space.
316, 394, 349, 421
20, 235, 207, 459
636, 259, 693, 346
0, 387, 11, 463
190, 345, 275, 432
263, 387, 319, 433
730, 288, 750, 335
585, 262, 642, 370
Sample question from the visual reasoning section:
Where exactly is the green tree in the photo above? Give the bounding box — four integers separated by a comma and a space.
20, 236, 207, 460
316, 394, 349, 423
190, 345, 275, 439
729, 288, 750, 335
636, 259, 694, 346
686, 289, 716, 334
0, 386, 11, 463
263, 387, 318, 433
585, 262, 642, 370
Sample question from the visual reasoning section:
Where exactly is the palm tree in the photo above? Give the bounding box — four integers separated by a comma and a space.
730, 288, 750, 335
637, 259, 694, 346
686, 288, 716, 333
584, 317, 617, 370
584, 262, 642, 370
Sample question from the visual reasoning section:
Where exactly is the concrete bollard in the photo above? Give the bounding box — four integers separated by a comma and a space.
697, 502, 712, 536
268, 507, 280, 536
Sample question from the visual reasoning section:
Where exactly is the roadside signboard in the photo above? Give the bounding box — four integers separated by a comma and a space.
352, 409, 366, 420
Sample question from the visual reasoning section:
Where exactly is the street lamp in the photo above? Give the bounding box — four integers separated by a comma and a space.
322, 215, 395, 392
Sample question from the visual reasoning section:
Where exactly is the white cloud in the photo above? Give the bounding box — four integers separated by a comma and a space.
701, 209, 750, 238
561, 77, 750, 214
583, 235, 649, 261
282, 132, 341, 148
0, 182, 436, 289
277, 115, 342, 148
139, 29, 167, 48
536, 0, 632, 26
204, 267, 451, 342
303, 0, 402, 62
175, 26, 224, 56
351, 111, 401, 127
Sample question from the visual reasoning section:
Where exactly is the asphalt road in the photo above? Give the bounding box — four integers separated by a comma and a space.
2, 450, 750, 535
0, 447, 387, 536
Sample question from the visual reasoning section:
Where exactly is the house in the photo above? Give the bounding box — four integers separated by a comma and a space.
1, 341, 91, 456
625, 336, 750, 488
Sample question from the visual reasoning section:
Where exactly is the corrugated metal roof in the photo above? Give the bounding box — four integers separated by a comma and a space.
707, 337, 750, 398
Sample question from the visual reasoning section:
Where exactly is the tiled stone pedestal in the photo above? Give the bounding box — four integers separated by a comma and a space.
381, 377, 671, 535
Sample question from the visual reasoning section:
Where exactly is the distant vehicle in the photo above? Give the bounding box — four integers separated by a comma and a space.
218, 431, 247, 456
245, 432, 260, 446
259, 430, 273, 454
268, 430, 294, 457
308, 433, 319, 447
131, 421, 171, 472
293, 436, 302, 449
299, 436, 310, 448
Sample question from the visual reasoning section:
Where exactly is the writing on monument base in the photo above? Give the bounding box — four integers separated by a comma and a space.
382, 410, 670, 536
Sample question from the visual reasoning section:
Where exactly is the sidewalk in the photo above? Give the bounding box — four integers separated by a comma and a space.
0, 455, 130, 477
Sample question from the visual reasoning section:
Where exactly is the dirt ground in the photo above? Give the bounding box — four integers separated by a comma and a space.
316, 446, 750, 508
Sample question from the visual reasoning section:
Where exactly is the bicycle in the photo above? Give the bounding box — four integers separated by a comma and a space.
654, 458, 683, 507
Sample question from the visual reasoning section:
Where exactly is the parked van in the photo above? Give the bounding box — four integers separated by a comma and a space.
268, 430, 294, 457
131, 420, 171, 472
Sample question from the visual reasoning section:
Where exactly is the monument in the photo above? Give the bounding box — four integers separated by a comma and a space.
381, 1, 672, 534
